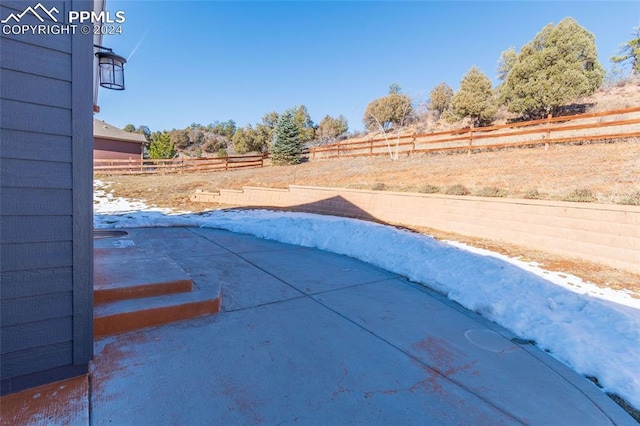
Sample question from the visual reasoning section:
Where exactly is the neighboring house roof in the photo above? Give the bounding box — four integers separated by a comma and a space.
93, 119, 147, 144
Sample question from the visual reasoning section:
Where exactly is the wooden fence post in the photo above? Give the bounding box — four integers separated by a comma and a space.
337, 141, 341, 157
369, 139, 373, 156
545, 113, 552, 151
468, 123, 474, 156
411, 134, 416, 156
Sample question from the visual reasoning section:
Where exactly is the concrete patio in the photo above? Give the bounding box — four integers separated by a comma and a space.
1, 227, 635, 425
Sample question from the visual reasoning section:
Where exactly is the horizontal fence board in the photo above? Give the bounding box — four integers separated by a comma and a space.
311, 106, 640, 159
94, 155, 263, 175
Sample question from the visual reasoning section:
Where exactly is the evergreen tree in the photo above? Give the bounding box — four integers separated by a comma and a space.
232, 125, 263, 154
428, 82, 454, 116
255, 112, 279, 151
497, 47, 517, 82
500, 17, 605, 119
388, 83, 402, 95
123, 124, 151, 141
293, 105, 316, 144
315, 115, 348, 144
363, 90, 414, 132
450, 66, 497, 126
611, 26, 640, 75
148, 132, 176, 159
270, 109, 302, 165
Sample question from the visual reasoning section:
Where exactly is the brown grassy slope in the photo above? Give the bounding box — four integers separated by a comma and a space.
101, 139, 640, 293
106, 139, 640, 203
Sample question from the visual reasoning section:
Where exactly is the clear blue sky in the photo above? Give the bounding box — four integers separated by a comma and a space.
95, 1, 640, 133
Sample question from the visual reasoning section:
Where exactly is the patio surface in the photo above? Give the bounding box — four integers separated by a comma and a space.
2, 227, 636, 425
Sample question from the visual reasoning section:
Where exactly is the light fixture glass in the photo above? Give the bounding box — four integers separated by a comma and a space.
96, 51, 126, 90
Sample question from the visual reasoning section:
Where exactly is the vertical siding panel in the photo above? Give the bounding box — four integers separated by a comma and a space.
71, 0, 94, 365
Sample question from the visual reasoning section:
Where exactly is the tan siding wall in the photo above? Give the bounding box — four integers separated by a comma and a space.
193, 186, 640, 274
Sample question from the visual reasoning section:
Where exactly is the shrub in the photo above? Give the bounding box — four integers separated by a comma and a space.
564, 188, 596, 203
619, 191, 640, 206
445, 184, 471, 196
524, 189, 541, 199
371, 182, 387, 191
202, 138, 226, 153
476, 187, 508, 197
216, 148, 228, 158
419, 184, 440, 194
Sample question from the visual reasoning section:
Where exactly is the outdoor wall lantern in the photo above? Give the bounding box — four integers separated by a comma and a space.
94, 45, 126, 90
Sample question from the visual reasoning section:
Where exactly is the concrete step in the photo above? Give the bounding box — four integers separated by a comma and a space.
94, 249, 193, 304
94, 288, 220, 337
93, 244, 221, 338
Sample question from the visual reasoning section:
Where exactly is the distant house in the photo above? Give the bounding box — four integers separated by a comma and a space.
1, 0, 98, 394
94, 119, 146, 161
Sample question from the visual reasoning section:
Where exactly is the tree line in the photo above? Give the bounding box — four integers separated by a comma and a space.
123, 107, 349, 162
125, 19, 638, 164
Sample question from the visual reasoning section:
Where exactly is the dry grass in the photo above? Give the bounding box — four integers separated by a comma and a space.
99, 138, 640, 293
586, 75, 640, 112
105, 138, 640, 204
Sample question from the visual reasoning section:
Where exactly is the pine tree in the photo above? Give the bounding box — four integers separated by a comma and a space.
450, 66, 497, 126
148, 132, 176, 159
428, 82, 454, 116
315, 115, 348, 144
270, 109, 302, 165
611, 26, 640, 75
500, 17, 605, 119
293, 105, 316, 144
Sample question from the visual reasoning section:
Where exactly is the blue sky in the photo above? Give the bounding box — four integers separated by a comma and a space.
95, 1, 640, 133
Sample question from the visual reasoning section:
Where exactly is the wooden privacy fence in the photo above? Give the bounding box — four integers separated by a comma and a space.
94, 154, 264, 175
310, 106, 640, 159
